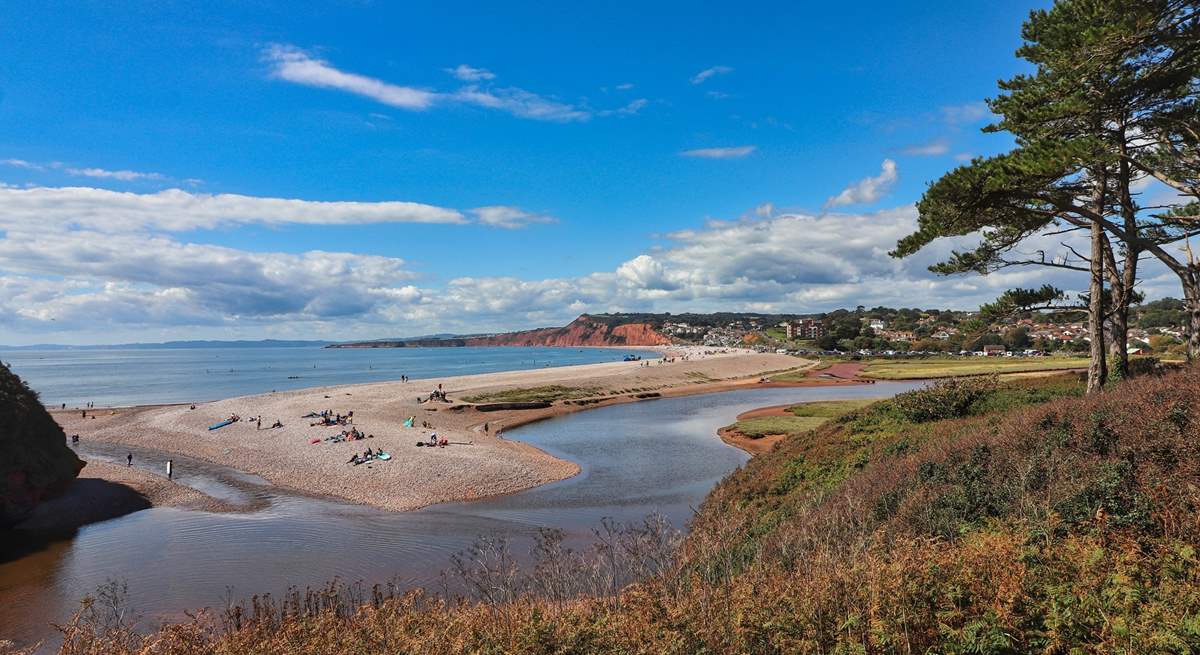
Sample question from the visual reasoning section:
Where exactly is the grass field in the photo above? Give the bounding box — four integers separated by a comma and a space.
731, 398, 875, 439
859, 357, 1089, 380
463, 385, 602, 404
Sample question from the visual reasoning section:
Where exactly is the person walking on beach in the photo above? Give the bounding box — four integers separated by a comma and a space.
126, 452, 132, 467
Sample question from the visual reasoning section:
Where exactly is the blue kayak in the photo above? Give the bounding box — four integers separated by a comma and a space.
208, 419, 234, 431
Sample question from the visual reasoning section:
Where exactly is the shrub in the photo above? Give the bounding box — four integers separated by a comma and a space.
890, 375, 998, 423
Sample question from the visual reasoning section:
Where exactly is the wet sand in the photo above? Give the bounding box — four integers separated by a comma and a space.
50, 348, 814, 513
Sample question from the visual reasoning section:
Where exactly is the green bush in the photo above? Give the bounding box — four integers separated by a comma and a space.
891, 376, 998, 423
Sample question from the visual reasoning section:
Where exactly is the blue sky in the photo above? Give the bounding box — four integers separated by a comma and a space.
10, 0, 1154, 346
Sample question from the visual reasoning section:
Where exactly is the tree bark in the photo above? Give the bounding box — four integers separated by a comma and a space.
1088, 219, 1108, 393
1087, 169, 1108, 394
1108, 145, 1139, 381
1185, 271, 1200, 363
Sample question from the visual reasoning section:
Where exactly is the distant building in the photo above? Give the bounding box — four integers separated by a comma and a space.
983, 344, 1006, 356
868, 319, 886, 331
785, 319, 826, 340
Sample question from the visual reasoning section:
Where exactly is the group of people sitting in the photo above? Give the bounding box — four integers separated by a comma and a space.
319, 427, 369, 444
416, 432, 450, 448
307, 409, 353, 427
347, 447, 388, 466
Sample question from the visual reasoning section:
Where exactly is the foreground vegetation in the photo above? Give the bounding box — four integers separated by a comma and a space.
33, 363, 1200, 654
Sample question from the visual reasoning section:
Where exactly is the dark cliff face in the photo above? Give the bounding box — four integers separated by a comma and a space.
0, 362, 84, 528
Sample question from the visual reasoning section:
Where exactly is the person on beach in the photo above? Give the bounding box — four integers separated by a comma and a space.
126, 453, 132, 467
483, 422, 489, 434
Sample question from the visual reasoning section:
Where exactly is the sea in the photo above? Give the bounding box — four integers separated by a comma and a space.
0, 345, 656, 408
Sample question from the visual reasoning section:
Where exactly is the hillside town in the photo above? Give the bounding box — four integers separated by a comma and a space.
643, 298, 1190, 357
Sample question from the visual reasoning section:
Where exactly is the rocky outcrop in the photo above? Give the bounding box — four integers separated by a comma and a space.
330, 315, 673, 349
1, 362, 84, 529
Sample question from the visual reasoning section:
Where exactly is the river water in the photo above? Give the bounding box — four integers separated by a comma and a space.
0, 382, 919, 649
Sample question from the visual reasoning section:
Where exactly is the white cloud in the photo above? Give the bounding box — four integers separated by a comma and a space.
64, 167, 165, 181
824, 159, 898, 208
1, 159, 46, 171
446, 64, 495, 81
598, 98, 648, 117
954, 152, 974, 162
902, 138, 950, 156
706, 90, 731, 99
615, 83, 634, 91
452, 86, 590, 122
264, 44, 592, 123
265, 44, 437, 110
680, 145, 756, 159
3, 158, 166, 182
940, 102, 990, 125
0, 195, 1146, 343
0, 186, 468, 233
691, 66, 733, 85
471, 206, 557, 229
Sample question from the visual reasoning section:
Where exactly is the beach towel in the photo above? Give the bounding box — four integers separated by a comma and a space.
403, 417, 415, 428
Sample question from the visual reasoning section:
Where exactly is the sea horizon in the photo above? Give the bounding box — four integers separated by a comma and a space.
2, 345, 661, 409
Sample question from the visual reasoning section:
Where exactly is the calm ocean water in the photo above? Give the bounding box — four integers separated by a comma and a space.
0, 346, 654, 408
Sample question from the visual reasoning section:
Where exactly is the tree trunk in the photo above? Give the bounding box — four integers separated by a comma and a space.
1186, 275, 1200, 363
1085, 163, 1109, 394
1088, 218, 1107, 393
1108, 149, 1139, 381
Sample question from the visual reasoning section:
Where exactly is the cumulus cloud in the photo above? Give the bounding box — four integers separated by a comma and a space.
824, 159, 898, 208
0, 195, 1124, 342
902, 138, 950, 156
264, 44, 593, 123
680, 145, 756, 159
471, 206, 557, 229
0, 186, 469, 233
615, 83, 634, 91
446, 64, 495, 81
691, 66, 733, 85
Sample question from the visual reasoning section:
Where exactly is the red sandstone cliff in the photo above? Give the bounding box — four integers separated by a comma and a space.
464, 315, 672, 347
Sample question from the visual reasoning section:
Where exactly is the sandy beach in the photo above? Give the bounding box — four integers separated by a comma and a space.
50, 348, 812, 513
